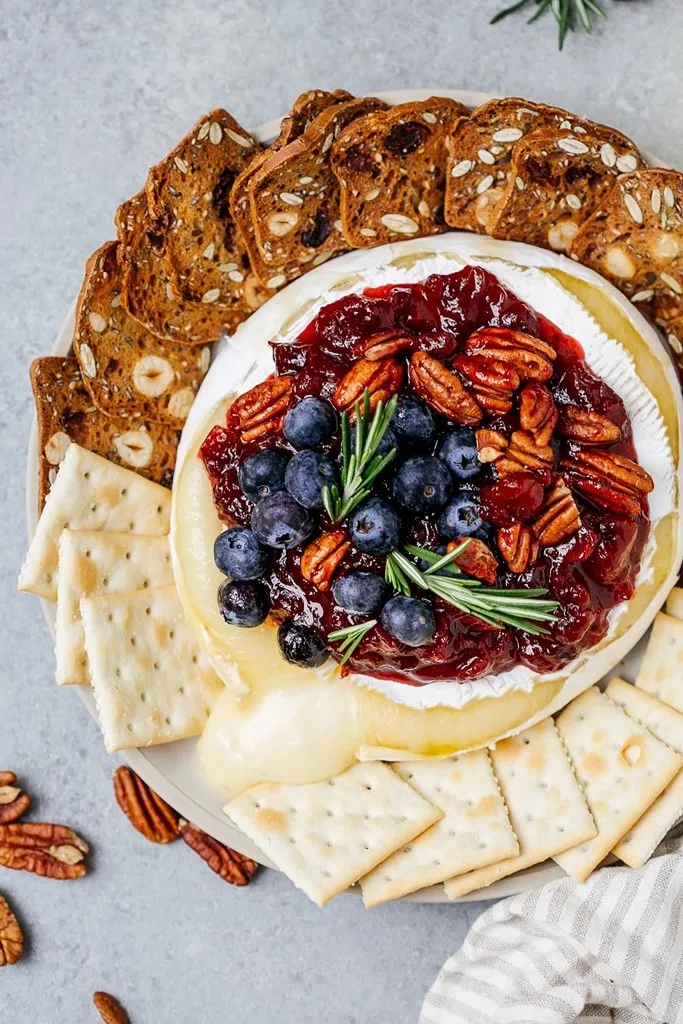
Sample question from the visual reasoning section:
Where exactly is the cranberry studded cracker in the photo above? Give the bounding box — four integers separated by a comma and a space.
491, 123, 643, 253
30, 357, 179, 509
73, 242, 210, 428
247, 95, 388, 285
331, 96, 468, 248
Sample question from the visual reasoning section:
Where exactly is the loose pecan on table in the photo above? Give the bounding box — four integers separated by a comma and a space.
532, 478, 582, 546
301, 530, 351, 591
560, 448, 654, 517
557, 405, 622, 445
93, 992, 130, 1024
447, 537, 498, 584
232, 376, 294, 442
179, 821, 259, 886
476, 428, 554, 475
0, 893, 23, 967
332, 357, 404, 416
0, 822, 88, 879
497, 524, 540, 574
0, 772, 31, 825
409, 351, 483, 425
453, 354, 520, 415
465, 327, 556, 382
355, 330, 416, 361
113, 766, 180, 844
519, 382, 558, 447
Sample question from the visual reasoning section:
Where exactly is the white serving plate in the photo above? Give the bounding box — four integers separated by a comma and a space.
25, 89, 675, 903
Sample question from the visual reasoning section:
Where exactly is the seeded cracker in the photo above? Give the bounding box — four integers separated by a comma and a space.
554, 687, 682, 883
73, 242, 209, 427
331, 96, 468, 249
635, 612, 683, 713
359, 750, 518, 907
30, 356, 179, 508
225, 762, 441, 906
445, 718, 595, 899
607, 678, 683, 869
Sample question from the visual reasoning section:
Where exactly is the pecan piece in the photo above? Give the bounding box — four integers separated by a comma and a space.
232, 376, 294, 442
0, 823, 88, 879
333, 357, 404, 416
179, 821, 259, 886
560, 448, 653, 516
532, 478, 581, 546
93, 992, 130, 1024
447, 537, 498, 584
355, 330, 416, 360
519, 383, 558, 447
409, 351, 483, 425
477, 429, 553, 475
465, 327, 556, 381
497, 524, 540, 574
300, 530, 351, 591
0, 894, 23, 967
0, 772, 30, 825
113, 766, 180, 844
558, 405, 622, 445
453, 354, 520, 415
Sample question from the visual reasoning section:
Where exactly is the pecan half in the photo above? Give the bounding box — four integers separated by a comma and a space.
113, 766, 180, 844
232, 376, 293, 442
454, 354, 521, 414
465, 327, 556, 381
301, 530, 351, 591
532, 478, 581, 546
477, 429, 554, 475
93, 992, 130, 1024
561, 448, 653, 516
409, 351, 482, 425
0, 772, 30, 825
355, 330, 416, 360
179, 821, 259, 886
519, 383, 558, 447
0, 823, 88, 879
558, 405, 622, 445
0, 894, 23, 967
497, 524, 540, 574
333, 357, 404, 416
447, 537, 498, 584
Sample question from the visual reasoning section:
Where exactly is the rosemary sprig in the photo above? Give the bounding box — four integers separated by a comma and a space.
385, 547, 559, 634
492, 0, 606, 49
322, 390, 398, 523
328, 619, 377, 664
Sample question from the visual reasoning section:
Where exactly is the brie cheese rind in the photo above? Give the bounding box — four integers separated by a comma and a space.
171, 234, 682, 796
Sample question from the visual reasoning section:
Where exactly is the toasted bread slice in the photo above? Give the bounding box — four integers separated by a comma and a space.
331, 96, 467, 248
73, 242, 209, 427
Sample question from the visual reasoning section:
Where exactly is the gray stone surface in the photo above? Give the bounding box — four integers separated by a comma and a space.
2, 1, 682, 1021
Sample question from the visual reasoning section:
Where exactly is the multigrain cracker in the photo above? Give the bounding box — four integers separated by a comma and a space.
554, 687, 682, 882
18, 444, 171, 601
360, 750, 517, 907
81, 585, 223, 752
635, 612, 683, 712
225, 762, 442, 906
445, 718, 595, 899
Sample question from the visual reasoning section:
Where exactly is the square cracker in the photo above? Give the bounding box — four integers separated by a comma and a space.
554, 687, 683, 883
225, 762, 442, 906
445, 718, 595, 900
359, 750, 518, 907
56, 530, 173, 685
607, 677, 683, 869
18, 443, 171, 601
635, 612, 683, 713
666, 587, 683, 622
80, 585, 222, 752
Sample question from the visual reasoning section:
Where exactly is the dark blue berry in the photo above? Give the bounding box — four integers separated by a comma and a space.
392, 394, 436, 451
350, 421, 399, 459
380, 595, 436, 647
277, 620, 329, 668
392, 455, 452, 513
218, 579, 270, 627
283, 397, 337, 448
332, 571, 390, 616
251, 491, 315, 549
350, 497, 402, 555
213, 526, 269, 580
238, 450, 289, 502
285, 450, 339, 509
438, 491, 489, 540
437, 427, 480, 481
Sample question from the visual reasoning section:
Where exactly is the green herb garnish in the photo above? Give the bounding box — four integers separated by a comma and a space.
491, 0, 607, 49
328, 619, 377, 664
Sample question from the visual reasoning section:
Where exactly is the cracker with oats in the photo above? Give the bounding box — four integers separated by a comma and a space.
648, 292, 683, 370
31, 356, 179, 509
81, 585, 223, 752
73, 242, 209, 427
225, 762, 441, 906
360, 750, 517, 907
635, 612, 683, 713
445, 718, 595, 899
331, 96, 468, 249
56, 530, 173, 686
607, 678, 683, 869
492, 125, 642, 253
554, 687, 682, 883
18, 444, 171, 601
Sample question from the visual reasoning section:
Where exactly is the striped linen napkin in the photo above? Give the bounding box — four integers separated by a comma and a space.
421, 832, 683, 1024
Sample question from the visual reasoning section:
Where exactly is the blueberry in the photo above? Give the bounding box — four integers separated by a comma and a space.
332, 571, 390, 616
283, 397, 337, 448
438, 491, 489, 540
218, 579, 270, 627
350, 497, 402, 556
437, 427, 480, 481
285, 450, 339, 509
380, 595, 436, 647
392, 456, 452, 513
392, 394, 436, 451
277, 620, 329, 668
251, 491, 315, 549
214, 526, 269, 580
350, 421, 399, 459
238, 450, 289, 502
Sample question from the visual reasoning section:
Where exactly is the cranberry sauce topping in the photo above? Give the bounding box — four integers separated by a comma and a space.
200, 266, 650, 685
